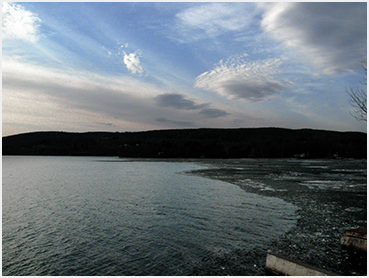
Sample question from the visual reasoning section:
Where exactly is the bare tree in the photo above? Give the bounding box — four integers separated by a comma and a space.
347, 57, 367, 121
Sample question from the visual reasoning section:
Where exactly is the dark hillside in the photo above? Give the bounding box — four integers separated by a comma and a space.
2, 128, 367, 158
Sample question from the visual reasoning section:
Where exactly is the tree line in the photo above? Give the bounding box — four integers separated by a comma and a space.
2, 128, 366, 159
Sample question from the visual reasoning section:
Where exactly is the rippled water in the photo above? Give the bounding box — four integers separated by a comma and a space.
3, 156, 298, 276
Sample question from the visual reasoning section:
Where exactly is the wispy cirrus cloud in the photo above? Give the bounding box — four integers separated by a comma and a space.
2, 58, 162, 130
2, 2, 41, 42
259, 2, 367, 75
173, 2, 256, 42
195, 56, 286, 102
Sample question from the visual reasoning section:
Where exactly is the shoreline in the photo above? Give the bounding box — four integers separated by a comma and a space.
187, 158, 367, 275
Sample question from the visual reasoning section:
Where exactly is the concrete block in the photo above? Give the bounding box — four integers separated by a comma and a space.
345, 227, 367, 239
265, 253, 337, 276
341, 235, 367, 252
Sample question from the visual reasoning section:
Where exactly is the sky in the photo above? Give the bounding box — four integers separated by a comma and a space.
2, 2, 367, 136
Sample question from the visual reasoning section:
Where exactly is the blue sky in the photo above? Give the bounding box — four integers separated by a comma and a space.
2, 2, 367, 136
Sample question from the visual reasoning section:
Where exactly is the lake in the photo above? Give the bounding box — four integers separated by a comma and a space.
3, 156, 298, 275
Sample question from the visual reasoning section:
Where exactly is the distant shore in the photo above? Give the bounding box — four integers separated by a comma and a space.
2, 128, 367, 159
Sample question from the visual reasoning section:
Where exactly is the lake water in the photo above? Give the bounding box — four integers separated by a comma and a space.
2, 156, 298, 276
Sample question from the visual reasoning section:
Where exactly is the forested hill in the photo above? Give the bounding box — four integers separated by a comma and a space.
2, 128, 367, 159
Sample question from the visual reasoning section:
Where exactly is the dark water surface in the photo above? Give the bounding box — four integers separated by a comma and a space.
3, 156, 298, 276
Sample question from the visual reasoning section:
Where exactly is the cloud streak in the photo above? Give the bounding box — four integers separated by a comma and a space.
154, 93, 207, 110
155, 117, 195, 127
2, 59, 162, 127
260, 2, 367, 75
199, 108, 230, 118
154, 93, 230, 118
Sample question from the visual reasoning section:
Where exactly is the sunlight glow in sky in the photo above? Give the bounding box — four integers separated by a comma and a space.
2, 2, 367, 136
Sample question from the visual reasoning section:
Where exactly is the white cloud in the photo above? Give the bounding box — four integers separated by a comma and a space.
123, 51, 144, 75
195, 56, 286, 102
2, 2, 41, 42
260, 2, 367, 75
174, 3, 255, 42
